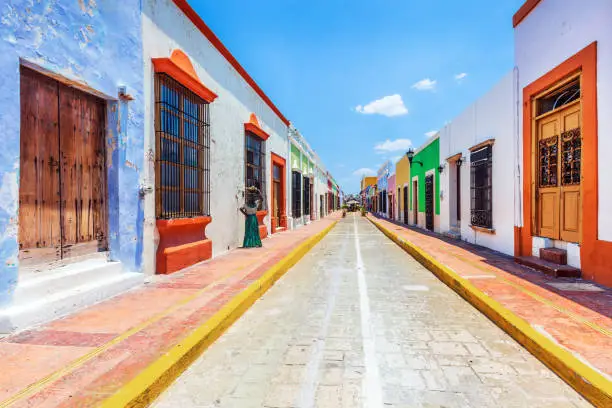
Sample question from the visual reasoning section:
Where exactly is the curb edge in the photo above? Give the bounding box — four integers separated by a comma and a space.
99, 220, 338, 408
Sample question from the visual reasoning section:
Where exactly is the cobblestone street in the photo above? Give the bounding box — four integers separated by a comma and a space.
153, 215, 589, 408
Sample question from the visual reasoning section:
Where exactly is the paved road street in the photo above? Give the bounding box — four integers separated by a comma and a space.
153, 214, 590, 408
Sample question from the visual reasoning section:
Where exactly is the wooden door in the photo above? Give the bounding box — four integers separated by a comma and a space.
272, 164, 281, 230
403, 186, 408, 224
59, 84, 107, 258
19, 67, 107, 266
456, 163, 461, 222
19, 67, 62, 263
535, 102, 581, 242
425, 174, 434, 231
412, 181, 418, 224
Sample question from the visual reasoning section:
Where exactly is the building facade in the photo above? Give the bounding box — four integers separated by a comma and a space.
388, 173, 396, 221
395, 155, 411, 225
409, 136, 440, 232
376, 161, 392, 218
513, 0, 612, 285
439, 72, 516, 255
0, 0, 146, 331
142, 0, 291, 275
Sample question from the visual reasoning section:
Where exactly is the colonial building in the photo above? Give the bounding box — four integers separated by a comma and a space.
395, 155, 411, 225
376, 161, 392, 218
289, 126, 317, 228
513, 0, 612, 285
0, 0, 341, 334
388, 173, 396, 221
439, 72, 516, 255
0, 1, 146, 332
407, 136, 440, 232
142, 0, 291, 274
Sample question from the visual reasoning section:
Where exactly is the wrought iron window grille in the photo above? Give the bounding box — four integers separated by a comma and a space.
470, 145, 493, 229
155, 73, 210, 219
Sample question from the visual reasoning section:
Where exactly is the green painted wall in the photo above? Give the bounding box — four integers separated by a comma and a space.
291, 145, 301, 170
409, 138, 440, 215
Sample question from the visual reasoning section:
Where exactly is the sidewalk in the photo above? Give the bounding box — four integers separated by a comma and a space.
368, 215, 612, 405
0, 215, 339, 408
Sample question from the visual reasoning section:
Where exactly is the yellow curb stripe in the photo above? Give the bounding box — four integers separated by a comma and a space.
98, 220, 338, 408
367, 216, 612, 408
449, 252, 612, 338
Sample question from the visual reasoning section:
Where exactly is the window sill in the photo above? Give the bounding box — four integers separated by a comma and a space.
470, 225, 495, 234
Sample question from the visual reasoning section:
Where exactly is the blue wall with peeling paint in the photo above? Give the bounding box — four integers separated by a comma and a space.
0, 1, 145, 305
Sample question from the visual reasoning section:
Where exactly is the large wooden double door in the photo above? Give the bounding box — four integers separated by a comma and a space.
19, 67, 107, 266
535, 88, 582, 243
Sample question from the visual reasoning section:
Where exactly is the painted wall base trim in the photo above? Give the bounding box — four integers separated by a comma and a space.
99, 220, 338, 408
367, 216, 612, 408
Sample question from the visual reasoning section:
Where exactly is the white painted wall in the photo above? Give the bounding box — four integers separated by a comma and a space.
439, 71, 516, 256
142, 0, 289, 274
515, 0, 612, 241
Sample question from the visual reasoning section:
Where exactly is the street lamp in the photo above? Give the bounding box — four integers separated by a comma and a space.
406, 148, 423, 167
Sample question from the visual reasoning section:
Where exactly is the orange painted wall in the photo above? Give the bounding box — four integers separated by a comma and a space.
156, 217, 212, 274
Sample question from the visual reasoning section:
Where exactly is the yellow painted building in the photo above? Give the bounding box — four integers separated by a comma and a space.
360, 176, 377, 191
395, 155, 410, 223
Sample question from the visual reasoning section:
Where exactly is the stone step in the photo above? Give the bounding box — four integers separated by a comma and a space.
444, 231, 461, 240
0, 271, 144, 334
14, 259, 123, 304
539, 247, 567, 265
515, 256, 581, 279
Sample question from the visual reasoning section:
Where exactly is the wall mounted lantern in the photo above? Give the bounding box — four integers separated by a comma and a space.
456, 157, 463, 167
406, 148, 423, 167
438, 163, 445, 173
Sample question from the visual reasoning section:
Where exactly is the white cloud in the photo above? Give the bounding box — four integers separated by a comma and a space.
454, 72, 468, 82
425, 130, 438, 138
352, 167, 375, 177
412, 78, 437, 91
355, 94, 408, 117
374, 138, 413, 154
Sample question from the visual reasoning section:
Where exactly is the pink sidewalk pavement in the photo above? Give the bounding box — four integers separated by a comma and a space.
368, 215, 612, 381
0, 215, 339, 408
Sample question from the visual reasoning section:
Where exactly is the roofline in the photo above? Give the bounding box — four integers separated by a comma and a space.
513, 0, 542, 28
172, 0, 290, 126
414, 133, 440, 156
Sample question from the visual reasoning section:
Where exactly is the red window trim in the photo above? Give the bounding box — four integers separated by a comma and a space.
244, 113, 270, 141
152, 49, 218, 104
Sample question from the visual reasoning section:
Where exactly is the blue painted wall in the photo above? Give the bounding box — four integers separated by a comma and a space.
0, 1, 145, 305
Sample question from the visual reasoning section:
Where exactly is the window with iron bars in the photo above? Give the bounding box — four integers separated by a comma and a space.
303, 175, 311, 216
155, 73, 210, 219
245, 132, 266, 210
292, 171, 302, 218
470, 145, 493, 229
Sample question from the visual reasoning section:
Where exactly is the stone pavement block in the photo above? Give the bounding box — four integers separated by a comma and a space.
314, 385, 342, 408
429, 341, 470, 356
263, 384, 301, 407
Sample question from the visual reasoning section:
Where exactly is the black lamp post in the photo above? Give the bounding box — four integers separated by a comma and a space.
406, 148, 423, 167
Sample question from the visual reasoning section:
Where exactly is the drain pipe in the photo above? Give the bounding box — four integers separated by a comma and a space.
514, 66, 523, 247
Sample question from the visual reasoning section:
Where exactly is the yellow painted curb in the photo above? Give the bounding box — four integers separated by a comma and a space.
367, 216, 612, 408
99, 221, 338, 408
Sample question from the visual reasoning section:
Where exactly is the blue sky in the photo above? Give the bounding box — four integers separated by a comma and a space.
190, 0, 524, 193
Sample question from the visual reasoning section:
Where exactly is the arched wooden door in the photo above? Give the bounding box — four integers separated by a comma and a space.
535, 77, 582, 243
